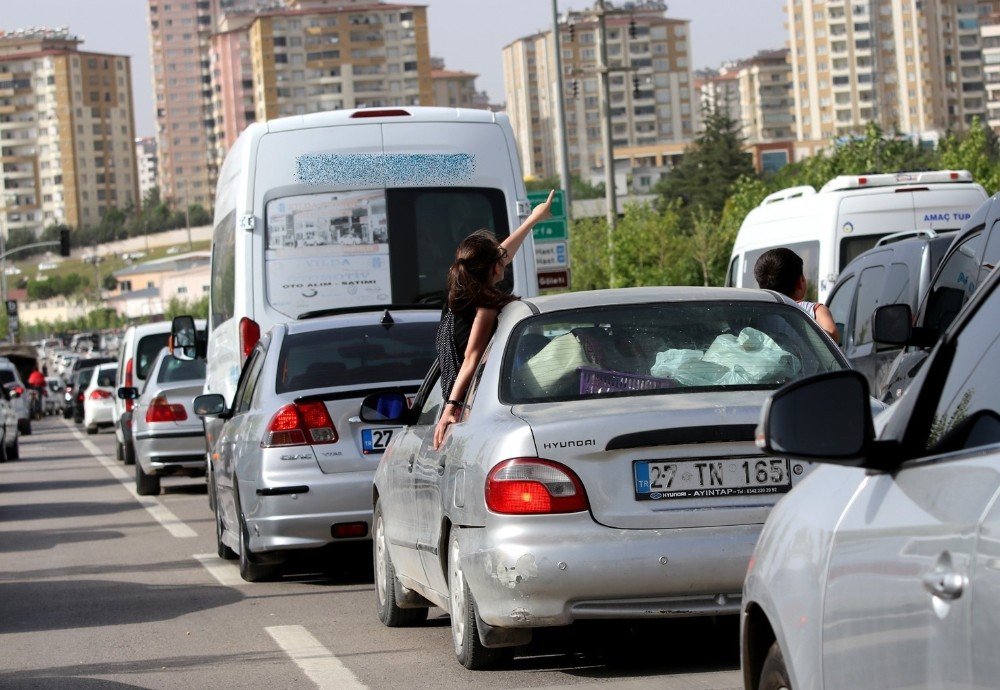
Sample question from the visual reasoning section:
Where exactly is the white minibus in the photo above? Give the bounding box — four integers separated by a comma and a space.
727, 170, 988, 303
202, 107, 538, 406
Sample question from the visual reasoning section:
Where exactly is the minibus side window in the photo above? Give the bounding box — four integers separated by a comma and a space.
211, 210, 237, 329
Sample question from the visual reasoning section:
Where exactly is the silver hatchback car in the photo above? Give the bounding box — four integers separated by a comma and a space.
366, 287, 850, 669
194, 307, 440, 582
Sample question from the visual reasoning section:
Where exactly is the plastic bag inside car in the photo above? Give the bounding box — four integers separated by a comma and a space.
653, 327, 801, 387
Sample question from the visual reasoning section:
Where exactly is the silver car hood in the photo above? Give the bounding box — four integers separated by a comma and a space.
511, 390, 812, 529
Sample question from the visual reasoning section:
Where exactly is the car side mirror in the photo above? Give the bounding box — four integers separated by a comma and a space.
193, 393, 228, 418
359, 392, 409, 424
117, 387, 139, 401
757, 370, 874, 465
171, 315, 203, 361
872, 304, 912, 346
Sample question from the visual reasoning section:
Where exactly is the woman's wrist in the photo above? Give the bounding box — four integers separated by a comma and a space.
445, 399, 465, 408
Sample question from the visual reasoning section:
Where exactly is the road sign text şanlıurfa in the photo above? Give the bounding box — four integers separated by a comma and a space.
532, 219, 568, 242
527, 189, 566, 219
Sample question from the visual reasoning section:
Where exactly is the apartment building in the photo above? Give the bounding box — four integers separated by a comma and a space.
135, 136, 158, 202
503, 1, 695, 183
245, 1, 433, 121
787, 0, 1000, 142
697, 67, 741, 125
985, 14, 1000, 129
739, 49, 794, 143
0, 28, 138, 240
431, 59, 486, 109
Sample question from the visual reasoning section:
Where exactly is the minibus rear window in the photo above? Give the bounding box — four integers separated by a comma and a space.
264, 188, 508, 318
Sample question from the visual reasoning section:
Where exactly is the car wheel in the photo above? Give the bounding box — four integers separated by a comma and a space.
238, 510, 278, 583
86, 425, 98, 435
214, 481, 237, 561
759, 641, 792, 690
7, 440, 18, 460
374, 501, 428, 627
135, 460, 160, 496
122, 441, 136, 466
19, 420, 31, 436
115, 441, 124, 462
449, 530, 513, 670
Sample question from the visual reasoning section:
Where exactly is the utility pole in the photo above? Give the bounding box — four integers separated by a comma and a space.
596, 0, 618, 285
551, 0, 573, 218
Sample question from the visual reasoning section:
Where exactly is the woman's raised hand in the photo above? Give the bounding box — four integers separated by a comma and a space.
529, 189, 556, 223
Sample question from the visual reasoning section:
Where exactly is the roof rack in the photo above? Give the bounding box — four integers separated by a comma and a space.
760, 185, 816, 206
874, 229, 940, 247
820, 170, 973, 193
297, 304, 439, 320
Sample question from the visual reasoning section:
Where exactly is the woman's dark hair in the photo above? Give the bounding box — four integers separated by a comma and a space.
446, 229, 518, 311
753, 248, 803, 297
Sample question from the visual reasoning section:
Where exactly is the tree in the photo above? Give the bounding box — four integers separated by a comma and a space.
938, 117, 1000, 194
655, 103, 755, 218
102, 274, 120, 291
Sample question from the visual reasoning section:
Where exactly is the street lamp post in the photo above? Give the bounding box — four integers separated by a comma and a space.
551, 0, 573, 218
596, 0, 618, 285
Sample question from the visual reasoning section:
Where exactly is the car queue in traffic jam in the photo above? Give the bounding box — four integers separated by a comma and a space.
5, 108, 978, 683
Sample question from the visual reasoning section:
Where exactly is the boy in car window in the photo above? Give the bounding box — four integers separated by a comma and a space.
754, 248, 840, 342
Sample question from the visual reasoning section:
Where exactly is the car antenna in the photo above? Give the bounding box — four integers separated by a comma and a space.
380, 309, 394, 329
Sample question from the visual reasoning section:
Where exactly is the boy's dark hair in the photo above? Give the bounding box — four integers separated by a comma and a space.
754, 248, 803, 297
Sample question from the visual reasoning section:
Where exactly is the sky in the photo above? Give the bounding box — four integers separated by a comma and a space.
2, 0, 787, 138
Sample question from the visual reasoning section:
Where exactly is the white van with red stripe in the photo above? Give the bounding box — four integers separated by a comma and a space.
727, 170, 988, 303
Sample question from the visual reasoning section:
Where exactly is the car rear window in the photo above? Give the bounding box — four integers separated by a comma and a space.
96, 367, 117, 387
136, 334, 170, 381
157, 357, 207, 383
502, 301, 845, 404
0, 370, 16, 386
275, 322, 439, 394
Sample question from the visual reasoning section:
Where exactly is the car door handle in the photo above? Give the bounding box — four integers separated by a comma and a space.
407, 455, 415, 472
922, 571, 965, 600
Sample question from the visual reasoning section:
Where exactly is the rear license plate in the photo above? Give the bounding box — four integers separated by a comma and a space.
633, 458, 791, 501
362, 427, 400, 454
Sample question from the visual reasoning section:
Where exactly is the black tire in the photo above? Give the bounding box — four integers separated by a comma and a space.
238, 510, 279, 583
135, 460, 160, 496
214, 480, 237, 560
374, 501, 428, 627
759, 641, 792, 690
86, 425, 98, 435
115, 441, 124, 462
0, 437, 7, 463
122, 441, 136, 466
19, 420, 31, 436
449, 530, 514, 670
7, 440, 18, 460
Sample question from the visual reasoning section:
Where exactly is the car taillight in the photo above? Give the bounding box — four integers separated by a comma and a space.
239, 317, 260, 361
485, 458, 589, 515
145, 395, 188, 423
124, 358, 134, 412
89, 389, 112, 400
261, 401, 338, 448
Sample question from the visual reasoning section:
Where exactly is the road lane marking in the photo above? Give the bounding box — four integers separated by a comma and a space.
265, 625, 366, 689
193, 553, 244, 587
63, 420, 197, 538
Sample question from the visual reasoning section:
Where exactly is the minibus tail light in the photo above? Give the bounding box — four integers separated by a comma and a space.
239, 317, 260, 361
349, 108, 411, 118
124, 358, 134, 412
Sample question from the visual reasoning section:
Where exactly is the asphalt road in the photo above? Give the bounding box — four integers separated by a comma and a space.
0, 416, 743, 689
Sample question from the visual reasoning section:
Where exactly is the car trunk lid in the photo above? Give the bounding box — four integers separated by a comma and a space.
512, 392, 813, 529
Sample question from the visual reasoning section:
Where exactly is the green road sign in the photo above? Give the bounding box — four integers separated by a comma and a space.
532, 219, 568, 242
527, 189, 566, 219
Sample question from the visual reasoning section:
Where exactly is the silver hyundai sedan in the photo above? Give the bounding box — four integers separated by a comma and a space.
366, 287, 850, 669
194, 307, 440, 583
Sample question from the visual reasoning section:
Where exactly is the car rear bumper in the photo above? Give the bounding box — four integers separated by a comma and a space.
135, 430, 207, 475
243, 470, 374, 552
457, 514, 758, 628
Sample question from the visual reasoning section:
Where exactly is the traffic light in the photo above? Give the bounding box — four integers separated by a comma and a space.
628, 17, 637, 39
633, 76, 641, 97
59, 228, 70, 257
572, 80, 579, 98
567, 24, 575, 42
